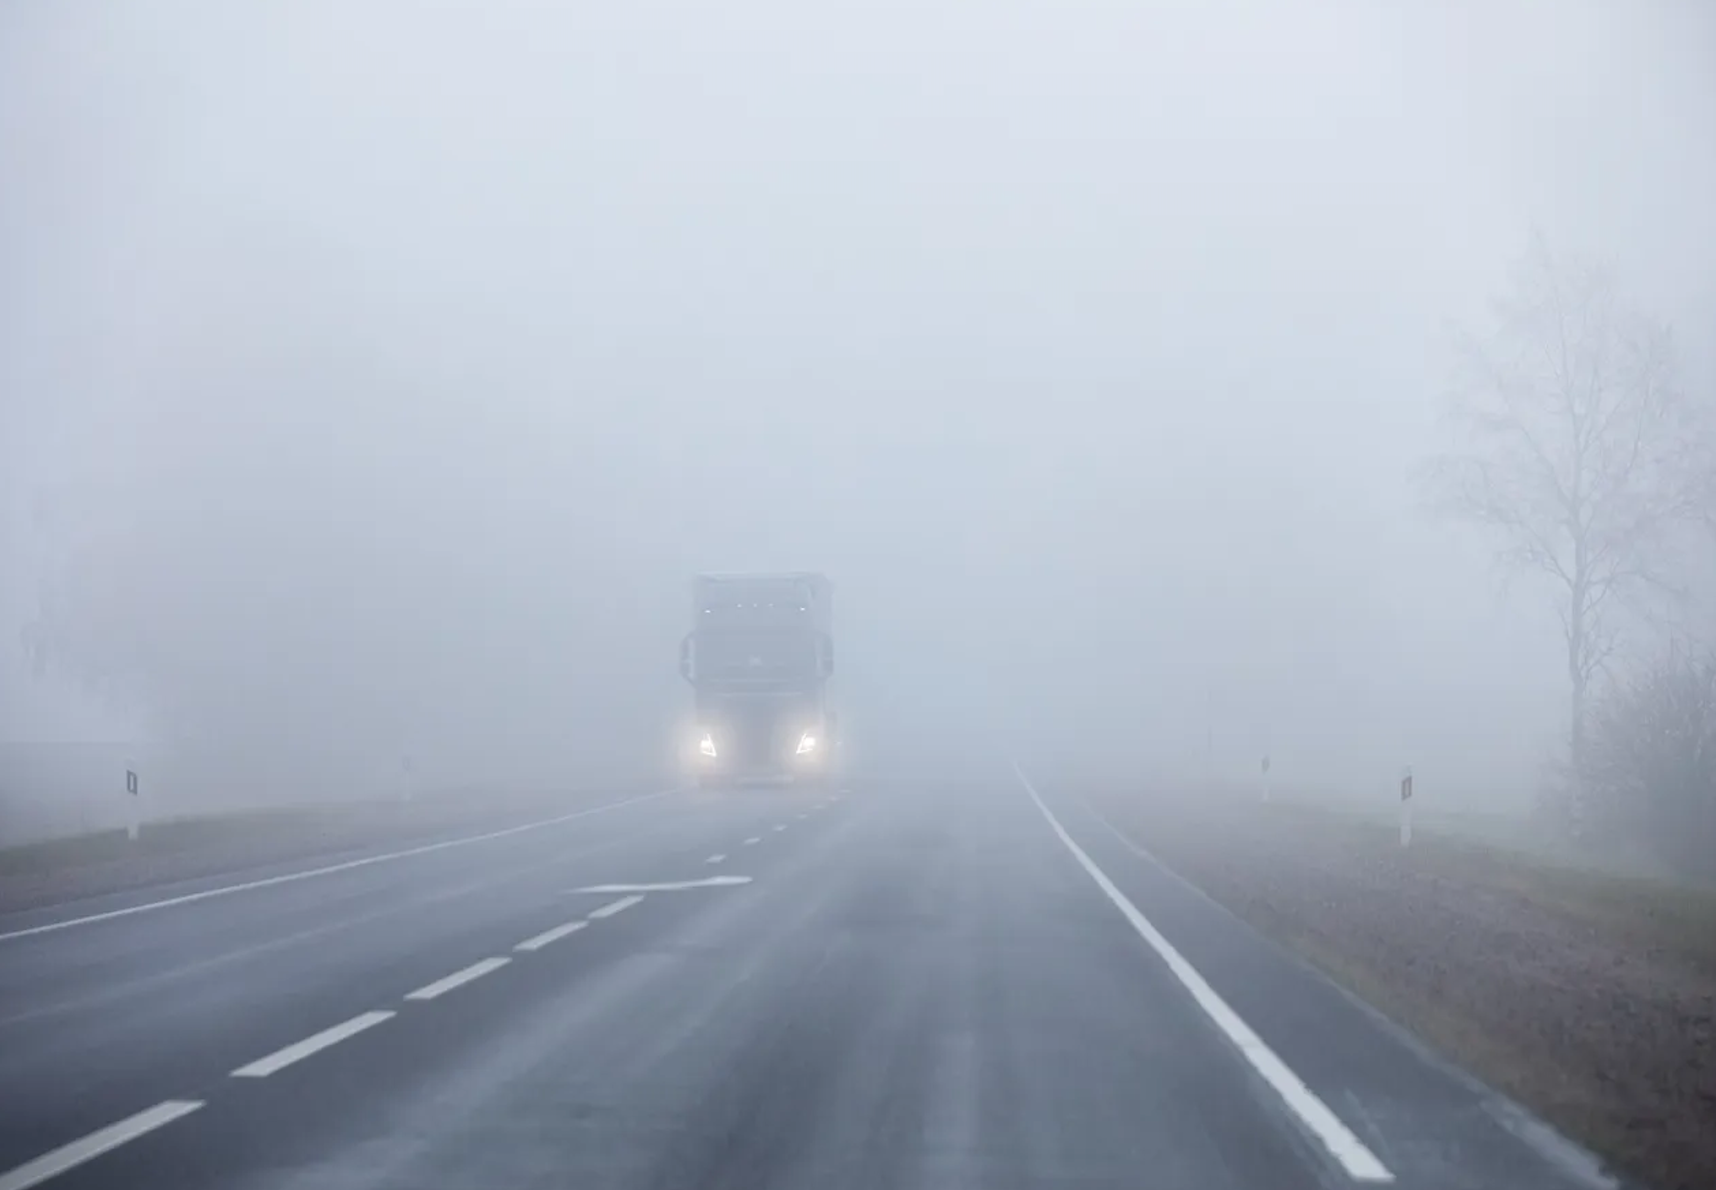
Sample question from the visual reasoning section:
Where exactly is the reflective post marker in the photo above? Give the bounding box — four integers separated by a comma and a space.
1399, 766, 1413, 848
125, 767, 140, 841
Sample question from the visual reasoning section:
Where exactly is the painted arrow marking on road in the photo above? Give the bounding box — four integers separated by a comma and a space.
572, 876, 753, 893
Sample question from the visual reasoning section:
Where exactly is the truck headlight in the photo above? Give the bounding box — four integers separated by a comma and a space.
795, 732, 818, 755
699, 733, 718, 758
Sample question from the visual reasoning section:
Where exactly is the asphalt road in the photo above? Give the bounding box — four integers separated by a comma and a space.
0, 773, 1618, 1190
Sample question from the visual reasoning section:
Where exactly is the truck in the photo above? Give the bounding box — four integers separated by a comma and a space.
680, 572, 836, 789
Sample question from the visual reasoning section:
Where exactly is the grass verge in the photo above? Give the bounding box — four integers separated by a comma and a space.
1095, 791, 1716, 1190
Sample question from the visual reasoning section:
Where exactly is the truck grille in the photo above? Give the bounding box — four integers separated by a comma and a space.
730, 718, 778, 769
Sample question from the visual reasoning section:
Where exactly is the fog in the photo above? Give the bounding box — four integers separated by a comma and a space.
4, 0, 1714, 813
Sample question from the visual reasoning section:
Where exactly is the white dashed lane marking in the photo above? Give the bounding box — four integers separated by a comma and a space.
743, 836, 761, 846
405, 958, 511, 1002
772, 824, 787, 833
515, 921, 587, 952
587, 895, 645, 919
0, 1100, 204, 1190
231, 1011, 396, 1078
706, 854, 726, 865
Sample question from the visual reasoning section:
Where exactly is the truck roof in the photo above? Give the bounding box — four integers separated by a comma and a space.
693, 573, 832, 631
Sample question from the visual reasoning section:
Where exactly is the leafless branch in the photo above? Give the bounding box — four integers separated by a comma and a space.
1422, 238, 1705, 828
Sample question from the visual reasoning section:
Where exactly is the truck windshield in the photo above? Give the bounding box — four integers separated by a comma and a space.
693, 630, 817, 679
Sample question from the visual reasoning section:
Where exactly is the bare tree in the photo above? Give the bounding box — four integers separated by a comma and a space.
1425, 236, 1705, 830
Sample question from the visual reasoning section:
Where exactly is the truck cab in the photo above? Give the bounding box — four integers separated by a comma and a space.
681, 572, 835, 789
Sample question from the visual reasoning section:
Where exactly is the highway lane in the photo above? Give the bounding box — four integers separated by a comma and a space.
0, 786, 763, 1175
0, 775, 1615, 1190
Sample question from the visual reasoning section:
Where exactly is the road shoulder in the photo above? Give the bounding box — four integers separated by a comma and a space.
0, 787, 664, 918
1086, 786, 1713, 1190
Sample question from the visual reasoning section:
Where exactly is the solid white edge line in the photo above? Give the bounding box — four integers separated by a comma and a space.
515, 921, 588, 952
0, 788, 681, 943
231, 1010, 396, 1078
404, 957, 511, 1002
587, 894, 644, 919
706, 854, 726, 864
0, 1100, 204, 1190
1015, 767, 1395, 1184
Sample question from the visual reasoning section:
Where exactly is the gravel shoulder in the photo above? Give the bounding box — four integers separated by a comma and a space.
0, 784, 663, 916
1089, 788, 1716, 1190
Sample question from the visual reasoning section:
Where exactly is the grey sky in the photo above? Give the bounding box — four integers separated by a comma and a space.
3, 0, 1713, 800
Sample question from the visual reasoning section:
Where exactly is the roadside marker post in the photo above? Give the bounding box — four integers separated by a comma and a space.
1399, 766, 1413, 848
125, 766, 140, 841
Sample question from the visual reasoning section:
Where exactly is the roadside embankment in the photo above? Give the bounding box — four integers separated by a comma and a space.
0, 782, 669, 916
1089, 786, 1716, 1190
